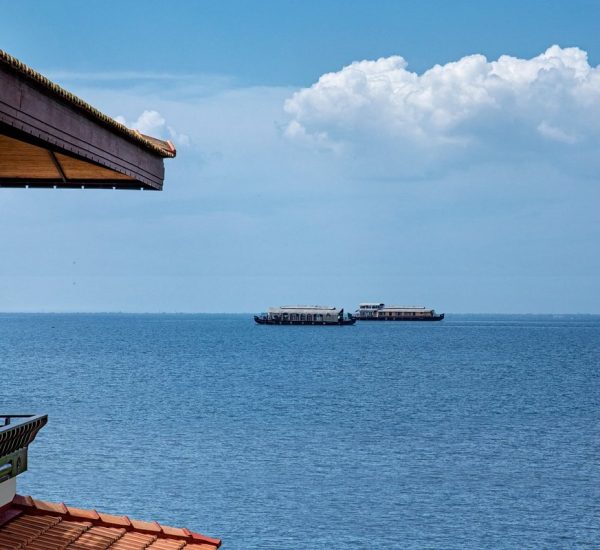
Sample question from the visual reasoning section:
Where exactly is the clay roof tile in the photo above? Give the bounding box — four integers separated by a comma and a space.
98, 512, 132, 528
11, 494, 34, 507
160, 524, 190, 538
189, 532, 223, 547
32, 499, 68, 514
67, 506, 101, 521
130, 518, 162, 533
0, 496, 221, 548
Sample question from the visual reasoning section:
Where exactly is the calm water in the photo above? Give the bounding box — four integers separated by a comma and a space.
1, 314, 599, 549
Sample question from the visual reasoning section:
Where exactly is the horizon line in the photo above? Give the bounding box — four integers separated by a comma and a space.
0, 311, 599, 316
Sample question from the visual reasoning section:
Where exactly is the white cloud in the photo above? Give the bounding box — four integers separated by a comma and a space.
284, 46, 600, 170
537, 121, 577, 144
3, 66, 599, 312
115, 110, 191, 146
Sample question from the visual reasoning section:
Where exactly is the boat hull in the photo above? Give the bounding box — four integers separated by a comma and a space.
254, 316, 356, 326
356, 314, 445, 322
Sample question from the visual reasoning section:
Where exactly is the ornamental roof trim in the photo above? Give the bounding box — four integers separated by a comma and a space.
0, 50, 176, 159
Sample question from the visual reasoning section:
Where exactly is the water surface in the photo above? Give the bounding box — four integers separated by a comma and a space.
1, 314, 599, 548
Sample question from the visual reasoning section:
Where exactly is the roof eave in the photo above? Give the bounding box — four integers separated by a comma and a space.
0, 50, 176, 159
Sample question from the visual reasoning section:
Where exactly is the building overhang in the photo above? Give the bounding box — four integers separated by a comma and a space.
0, 50, 176, 190
0, 415, 48, 485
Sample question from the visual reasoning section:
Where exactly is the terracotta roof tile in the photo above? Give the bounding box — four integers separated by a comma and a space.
129, 518, 162, 534
159, 524, 189, 538
32, 498, 68, 514
26, 518, 90, 548
98, 513, 132, 528
68, 506, 101, 521
0, 514, 60, 548
68, 525, 126, 549
188, 532, 222, 547
192, 533, 221, 546
0, 495, 221, 549
146, 539, 186, 549
11, 495, 34, 507
109, 531, 157, 549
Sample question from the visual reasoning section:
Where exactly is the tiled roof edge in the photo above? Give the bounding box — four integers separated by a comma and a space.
0, 50, 176, 159
11, 494, 221, 548
0, 505, 22, 528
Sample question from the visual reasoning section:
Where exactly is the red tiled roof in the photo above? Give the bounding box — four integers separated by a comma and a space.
0, 495, 221, 550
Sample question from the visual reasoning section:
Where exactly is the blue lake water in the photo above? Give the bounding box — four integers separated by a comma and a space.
1, 314, 599, 549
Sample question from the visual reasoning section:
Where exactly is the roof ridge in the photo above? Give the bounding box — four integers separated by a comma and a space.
0, 49, 176, 159
11, 494, 221, 548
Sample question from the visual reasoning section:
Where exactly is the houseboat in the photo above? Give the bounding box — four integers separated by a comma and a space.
354, 303, 444, 321
254, 305, 356, 325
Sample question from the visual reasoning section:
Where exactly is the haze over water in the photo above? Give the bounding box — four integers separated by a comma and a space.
3, 313, 599, 548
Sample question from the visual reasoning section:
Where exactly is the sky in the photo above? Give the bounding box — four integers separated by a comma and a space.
1, 0, 599, 313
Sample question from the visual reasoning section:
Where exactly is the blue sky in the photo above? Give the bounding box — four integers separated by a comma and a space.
1, 1, 599, 312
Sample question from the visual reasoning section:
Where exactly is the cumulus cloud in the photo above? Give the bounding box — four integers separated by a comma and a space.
115, 110, 191, 146
284, 46, 600, 171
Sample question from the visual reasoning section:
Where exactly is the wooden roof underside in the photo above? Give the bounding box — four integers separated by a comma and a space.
0, 132, 139, 189
0, 51, 176, 191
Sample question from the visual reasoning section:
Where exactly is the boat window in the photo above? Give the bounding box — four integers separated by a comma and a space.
307, 314, 312, 321
301, 314, 306, 321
